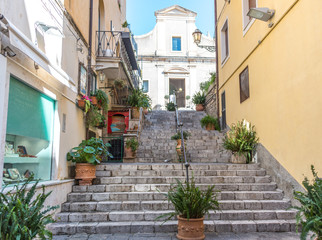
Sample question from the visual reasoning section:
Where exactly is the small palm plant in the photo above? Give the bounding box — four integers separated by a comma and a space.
292, 165, 322, 240
0, 176, 58, 239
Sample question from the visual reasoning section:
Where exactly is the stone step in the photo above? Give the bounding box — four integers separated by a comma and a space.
65, 190, 283, 204
73, 183, 277, 193
96, 163, 261, 171
97, 175, 272, 185
49, 219, 298, 235
55, 209, 297, 223
95, 169, 266, 177
60, 198, 291, 213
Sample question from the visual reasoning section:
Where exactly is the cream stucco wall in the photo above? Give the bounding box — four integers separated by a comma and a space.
216, 0, 322, 183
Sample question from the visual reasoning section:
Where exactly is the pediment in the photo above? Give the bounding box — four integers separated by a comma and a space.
164, 67, 189, 74
155, 5, 197, 17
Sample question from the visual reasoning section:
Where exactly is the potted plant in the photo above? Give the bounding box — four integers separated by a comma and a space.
94, 89, 109, 111
192, 91, 206, 111
90, 91, 98, 105
96, 114, 106, 129
200, 115, 220, 131
128, 88, 142, 119
86, 106, 104, 128
223, 120, 259, 164
158, 177, 220, 240
114, 79, 125, 89
166, 102, 176, 111
67, 138, 112, 185
171, 131, 191, 157
124, 138, 139, 158
139, 93, 152, 115
77, 95, 92, 113
292, 165, 322, 240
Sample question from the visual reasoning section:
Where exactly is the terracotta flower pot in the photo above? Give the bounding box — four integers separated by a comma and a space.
132, 107, 140, 119
90, 96, 98, 105
75, 163, 96, 185
124, 147, 135, 158
196, 104, 204, 111
205, 124, 215, 130
77, 99, 85, 109
143, 108, 148, 115
231, 154, 247, 164
177, 215, 205, 240
176, 139, 182, 156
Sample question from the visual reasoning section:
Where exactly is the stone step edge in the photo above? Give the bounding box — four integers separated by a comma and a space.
49, 219, 298, 235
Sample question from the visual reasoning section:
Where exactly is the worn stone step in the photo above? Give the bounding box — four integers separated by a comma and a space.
49, 219, 298, 235
55, 209, 297, 223
97, 175, 271, 185
61, 199, 291, 213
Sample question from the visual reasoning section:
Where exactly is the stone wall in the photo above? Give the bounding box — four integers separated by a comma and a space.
204, 82, 218, 118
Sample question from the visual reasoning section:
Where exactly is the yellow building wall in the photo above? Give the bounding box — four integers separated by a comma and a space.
217, 0, 322, 183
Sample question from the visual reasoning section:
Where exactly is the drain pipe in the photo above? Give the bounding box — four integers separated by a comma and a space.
214, 0, 220, 119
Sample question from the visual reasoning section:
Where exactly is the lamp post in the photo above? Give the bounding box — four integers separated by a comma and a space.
192, 29, 215, 52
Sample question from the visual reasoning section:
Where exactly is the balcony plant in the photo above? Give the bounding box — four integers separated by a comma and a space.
200, 115, 220, 131
67, 137, 112, 185
223, 120, 259, 164
158, 177, 219, 240
78, 95, 92, 113
0, 176, 58, 240
91, 89, 109, 111
113, 79, 125, 89
128, 88, 143, 119
192, 91, 206, 111
86, 106, 104, 128
166, 102, 175, 111
139, 93, 152, 114
124, 138, 139, 158
292, 165, 322, 240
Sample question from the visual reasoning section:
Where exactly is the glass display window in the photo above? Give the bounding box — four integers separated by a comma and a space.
3, 76, 55, 185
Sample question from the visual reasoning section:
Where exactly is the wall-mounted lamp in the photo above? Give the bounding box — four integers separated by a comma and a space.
76, 38, 84, 53
35, 22, 64, 38
247, 8, 275, 22
98, 71, 106, 83
192, 29, 215, 52
3, 46, 16, 57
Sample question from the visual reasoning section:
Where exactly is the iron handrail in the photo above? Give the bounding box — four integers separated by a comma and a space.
175, 105, 190, 184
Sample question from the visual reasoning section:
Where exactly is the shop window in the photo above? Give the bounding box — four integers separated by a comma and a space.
243, 0, 257, 30
172, 37, 181, 51
142, 80, 149, 93
239, 66, 250, 103
3, 76, 55, 185
221, 20, 229, 63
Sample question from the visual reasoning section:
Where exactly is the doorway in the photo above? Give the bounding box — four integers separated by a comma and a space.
169, 79, 185, 108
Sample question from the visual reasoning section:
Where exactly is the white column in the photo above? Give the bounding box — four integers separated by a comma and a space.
0, 55, 9, 187
156, 65, 164, 107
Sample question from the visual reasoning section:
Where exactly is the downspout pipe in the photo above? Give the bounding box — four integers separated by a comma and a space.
214, 0, 220, 119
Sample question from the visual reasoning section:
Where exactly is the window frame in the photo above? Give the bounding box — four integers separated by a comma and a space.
239, 66, 250, 103
171, 36, 182, 52
220, 19, 229, 66
142, 80, 149, 93
242, 0, 257, 35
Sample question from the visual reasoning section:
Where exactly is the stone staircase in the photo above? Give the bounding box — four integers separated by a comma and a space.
50, 111, 297, 235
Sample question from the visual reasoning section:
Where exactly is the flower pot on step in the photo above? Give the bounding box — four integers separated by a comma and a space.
177, 215, 205, 240
132, 107, 140, 119
196, 104, 204, 111
143, 108, 148, 115
124, 146, 135, 158
75, 163, 96, 185
176, 139, 182, 156
231, 154, 247, 164
205, 124, 215, 130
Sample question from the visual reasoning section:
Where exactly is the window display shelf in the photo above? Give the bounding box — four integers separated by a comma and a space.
4, 156, 40, 164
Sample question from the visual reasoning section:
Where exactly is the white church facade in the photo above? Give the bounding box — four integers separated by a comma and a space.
135, 5, 216, 109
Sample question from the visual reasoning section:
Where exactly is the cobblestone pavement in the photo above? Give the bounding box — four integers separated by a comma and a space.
53, 232, 301, 240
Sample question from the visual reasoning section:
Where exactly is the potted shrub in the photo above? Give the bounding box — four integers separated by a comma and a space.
200, 115, 220, 131
192, 91, 206, 111
96, 114, 106, 129
158, 177, 220, 240
77, 95, 92, 113
0, 176, 58, 239
139, 93, 152, 115
67, 138, 112, 185
94, 89, 109, 111
124, 138, 139, 158
292, 165, 322, 240
166, 102, 176, 111
86, 106, 104, 128
128, 88, 142, 119
223, 120, 259, 164
171, 131, 191, 158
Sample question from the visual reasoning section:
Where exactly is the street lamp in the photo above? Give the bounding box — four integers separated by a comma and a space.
247, 8, 275, 21
192, 29, 215, 52
98, 71, 106, 83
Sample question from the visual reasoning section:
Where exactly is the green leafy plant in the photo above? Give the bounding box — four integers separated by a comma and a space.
113, 79, 125, 89
139, 93, 152, 110
125, 138, 139, 152
200, 115, 220, 130
200, 72, 216, 92
192, 91, 206, 105
171, 131, 191, 141
122, 21, 129, 28
185, 95, 191, 100
157, 176, 219, 221
80, 95, 92, 113
127, 88, 142, 107
67, 137, 112, 165
92, 89, 109, 111
0, 176, 58, 240
166, 102, 176, 111
86, 106, 104, 128
164, 95, 169, 100
223, 120, 259, 163
291, 165, 322, 240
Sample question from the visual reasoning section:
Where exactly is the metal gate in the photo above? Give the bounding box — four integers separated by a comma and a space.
101, 136, 123, 163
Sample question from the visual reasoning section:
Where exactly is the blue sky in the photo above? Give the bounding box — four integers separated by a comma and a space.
126, 0, 215, 37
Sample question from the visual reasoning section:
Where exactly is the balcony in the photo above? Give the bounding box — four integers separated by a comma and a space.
96, 31, 141, 90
